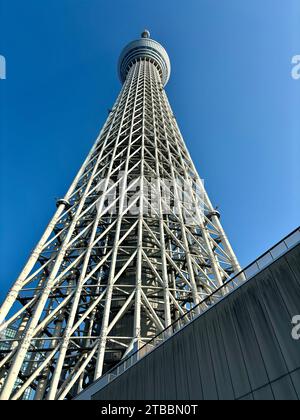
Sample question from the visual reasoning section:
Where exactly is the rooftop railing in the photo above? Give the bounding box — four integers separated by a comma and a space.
82, 226, 300, 395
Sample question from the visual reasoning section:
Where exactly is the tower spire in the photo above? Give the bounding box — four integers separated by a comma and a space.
141, 29, 150, 38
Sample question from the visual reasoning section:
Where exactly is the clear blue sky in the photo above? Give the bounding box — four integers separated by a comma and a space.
0, 0, 299, 302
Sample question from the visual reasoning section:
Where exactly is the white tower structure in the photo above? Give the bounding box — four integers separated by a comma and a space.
0, 31, 241, 400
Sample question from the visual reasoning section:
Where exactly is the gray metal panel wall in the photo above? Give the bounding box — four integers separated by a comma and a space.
92, 244, 300, 401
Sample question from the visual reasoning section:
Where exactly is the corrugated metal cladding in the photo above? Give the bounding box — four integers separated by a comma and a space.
92, 244, 300, 401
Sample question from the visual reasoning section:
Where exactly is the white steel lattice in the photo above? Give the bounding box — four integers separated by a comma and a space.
0, 31, 241, 400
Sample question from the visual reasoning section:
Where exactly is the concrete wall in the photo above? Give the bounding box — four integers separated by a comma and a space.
92, 243, 300, 400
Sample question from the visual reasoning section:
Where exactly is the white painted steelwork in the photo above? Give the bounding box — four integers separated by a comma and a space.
0, 31, 241, 400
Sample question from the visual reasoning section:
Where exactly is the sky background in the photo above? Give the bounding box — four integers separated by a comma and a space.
0, 0, 299, 302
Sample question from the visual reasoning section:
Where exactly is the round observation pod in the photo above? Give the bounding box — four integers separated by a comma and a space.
118, 30, 171, 86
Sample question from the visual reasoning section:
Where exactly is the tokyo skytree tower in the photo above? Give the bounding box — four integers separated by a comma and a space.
0, 30, 241, 400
